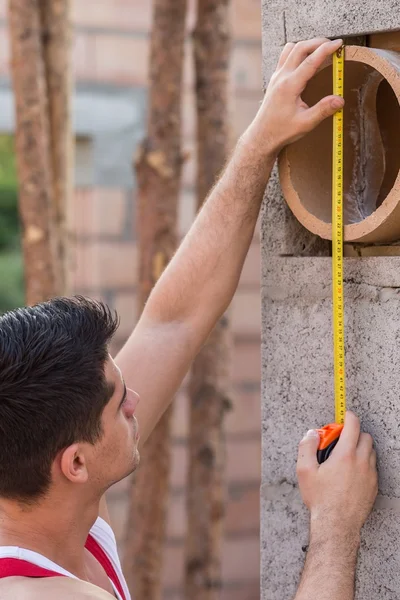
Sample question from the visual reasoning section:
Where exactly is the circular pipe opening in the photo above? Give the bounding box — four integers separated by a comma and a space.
279, 47, 400, 242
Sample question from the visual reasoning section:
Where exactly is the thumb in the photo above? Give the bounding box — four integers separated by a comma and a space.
297, 429, 320, 475
301, 95, 344, 132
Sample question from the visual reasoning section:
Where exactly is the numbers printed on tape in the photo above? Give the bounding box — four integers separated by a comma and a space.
332, 47, 346, 425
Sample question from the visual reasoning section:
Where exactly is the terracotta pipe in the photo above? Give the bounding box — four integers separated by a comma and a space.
278, 46, 400, 243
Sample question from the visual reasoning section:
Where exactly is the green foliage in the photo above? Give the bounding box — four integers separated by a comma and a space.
0, 250, 23, 313
0, 135, 23, 313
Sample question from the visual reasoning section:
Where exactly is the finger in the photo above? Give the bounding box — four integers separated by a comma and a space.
297, 429, 320, 475
292, 39, 343, 91
276, 42, 296, 70
299, 94, 344, 133
284, 37, 336, 71
335, 411, 361, 455
356, 432, 374, 458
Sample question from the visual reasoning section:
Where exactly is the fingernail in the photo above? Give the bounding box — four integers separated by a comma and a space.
332, 38, 343, 44
332, 97, 344, 109
303, 429, 319, 440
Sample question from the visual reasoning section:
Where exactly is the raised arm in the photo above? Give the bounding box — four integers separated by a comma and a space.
294, 412, 378, 600
116, 38, 345, 446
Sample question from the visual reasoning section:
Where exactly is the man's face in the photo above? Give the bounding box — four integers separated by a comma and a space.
89, 355, 141, 490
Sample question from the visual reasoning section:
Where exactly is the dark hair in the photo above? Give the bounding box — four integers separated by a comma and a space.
0, 296, 119, 502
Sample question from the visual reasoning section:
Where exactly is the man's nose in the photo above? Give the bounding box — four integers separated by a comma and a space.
126, 388, 140, 415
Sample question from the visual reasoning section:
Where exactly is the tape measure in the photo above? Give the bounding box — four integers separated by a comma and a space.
317, 47, 346, 464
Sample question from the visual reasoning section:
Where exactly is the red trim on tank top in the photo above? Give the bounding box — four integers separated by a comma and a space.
0, 558, 66, 578
0, 534, 126, 600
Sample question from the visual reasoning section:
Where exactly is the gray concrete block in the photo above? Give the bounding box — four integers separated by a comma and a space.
261, 0, 286, 48
261, 166, 330, 256
260, 482, 308, 600
261, 45, 282, 89
261, 3, 400, 598
261, 0, 400, 83
261, 481, 400, 600
261, 1, 286, 85
356, 506, 400, 599
285, 1, 400, 42
262, 257, 400, 497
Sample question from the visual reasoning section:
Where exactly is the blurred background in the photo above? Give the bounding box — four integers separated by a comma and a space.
0, 1, 262, 598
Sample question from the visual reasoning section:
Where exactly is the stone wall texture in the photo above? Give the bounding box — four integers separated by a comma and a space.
261, 2, 400, 599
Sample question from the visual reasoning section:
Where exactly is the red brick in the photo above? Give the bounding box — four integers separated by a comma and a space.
178, 188, 196, 236
171, 388, 189, 439
71, 188, 128, 238
73, 31, 149, 86
226, 485, 260, 535
233, 93, 263, 139
166, 484, 259, 541
222, 536, 260, 581
170, 443, 188, 490
183, 89, 263, 146
221, 581, 260, 600
183, 87, 263, 145
183, 35, 262, 95
106, 494, 129, 544
232, 43, 262, 92
0, 25, 10, 78
240, 242, 261, 288
182, 89, 196, 142
232, 0, 262, 42
162, 544, 184, 589
226, 386, 261, 436
181, 149, 196, 189
231, 290, 261, 337
166, 491, 187, 540
171, 437, 260, 489
72, 0, 152, 33
71, 240, 138, 290
72, 31, 97, 82
108, 474, 132, 498
184, 91, 262, 145
183, 39, 195, 89
226, 438, 261, 484
113, 291, 139, 338
232, 338, 260, 384
109, 335, 126, 359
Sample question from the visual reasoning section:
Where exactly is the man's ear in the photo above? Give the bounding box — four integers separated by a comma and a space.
59, 444, 89, 484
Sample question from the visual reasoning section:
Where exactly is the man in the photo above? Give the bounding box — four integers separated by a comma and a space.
0, 38, 377, 599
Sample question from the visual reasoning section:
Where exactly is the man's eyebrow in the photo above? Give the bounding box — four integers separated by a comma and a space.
117, 380, 127, 411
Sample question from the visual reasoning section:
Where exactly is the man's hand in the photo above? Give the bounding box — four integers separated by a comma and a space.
297, 411, 378, 533
294, 412, 378, 600
246, 38, 345, 155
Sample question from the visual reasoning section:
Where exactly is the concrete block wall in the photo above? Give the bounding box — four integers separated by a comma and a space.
261, 2, 400, 599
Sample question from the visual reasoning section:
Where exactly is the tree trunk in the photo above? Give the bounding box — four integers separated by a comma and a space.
8, 0, 59, 305
38, 0, 72, 294
123, 1, 187, 598
185, 2, 232, 599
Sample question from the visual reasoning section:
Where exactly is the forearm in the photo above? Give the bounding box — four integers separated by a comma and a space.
143, 131, 276, 333
295, 522, 360, 600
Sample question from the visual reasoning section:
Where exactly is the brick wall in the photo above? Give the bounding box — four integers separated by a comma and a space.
72, 2, 262, 598
1, 1, 262, 597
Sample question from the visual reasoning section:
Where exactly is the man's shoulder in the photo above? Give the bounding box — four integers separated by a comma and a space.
0, 576, 115, 599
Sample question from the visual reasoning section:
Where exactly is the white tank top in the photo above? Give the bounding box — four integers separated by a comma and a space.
0, 517, 131, 600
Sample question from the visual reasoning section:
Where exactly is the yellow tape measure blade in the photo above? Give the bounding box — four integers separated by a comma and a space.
332, 47, 346, 425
